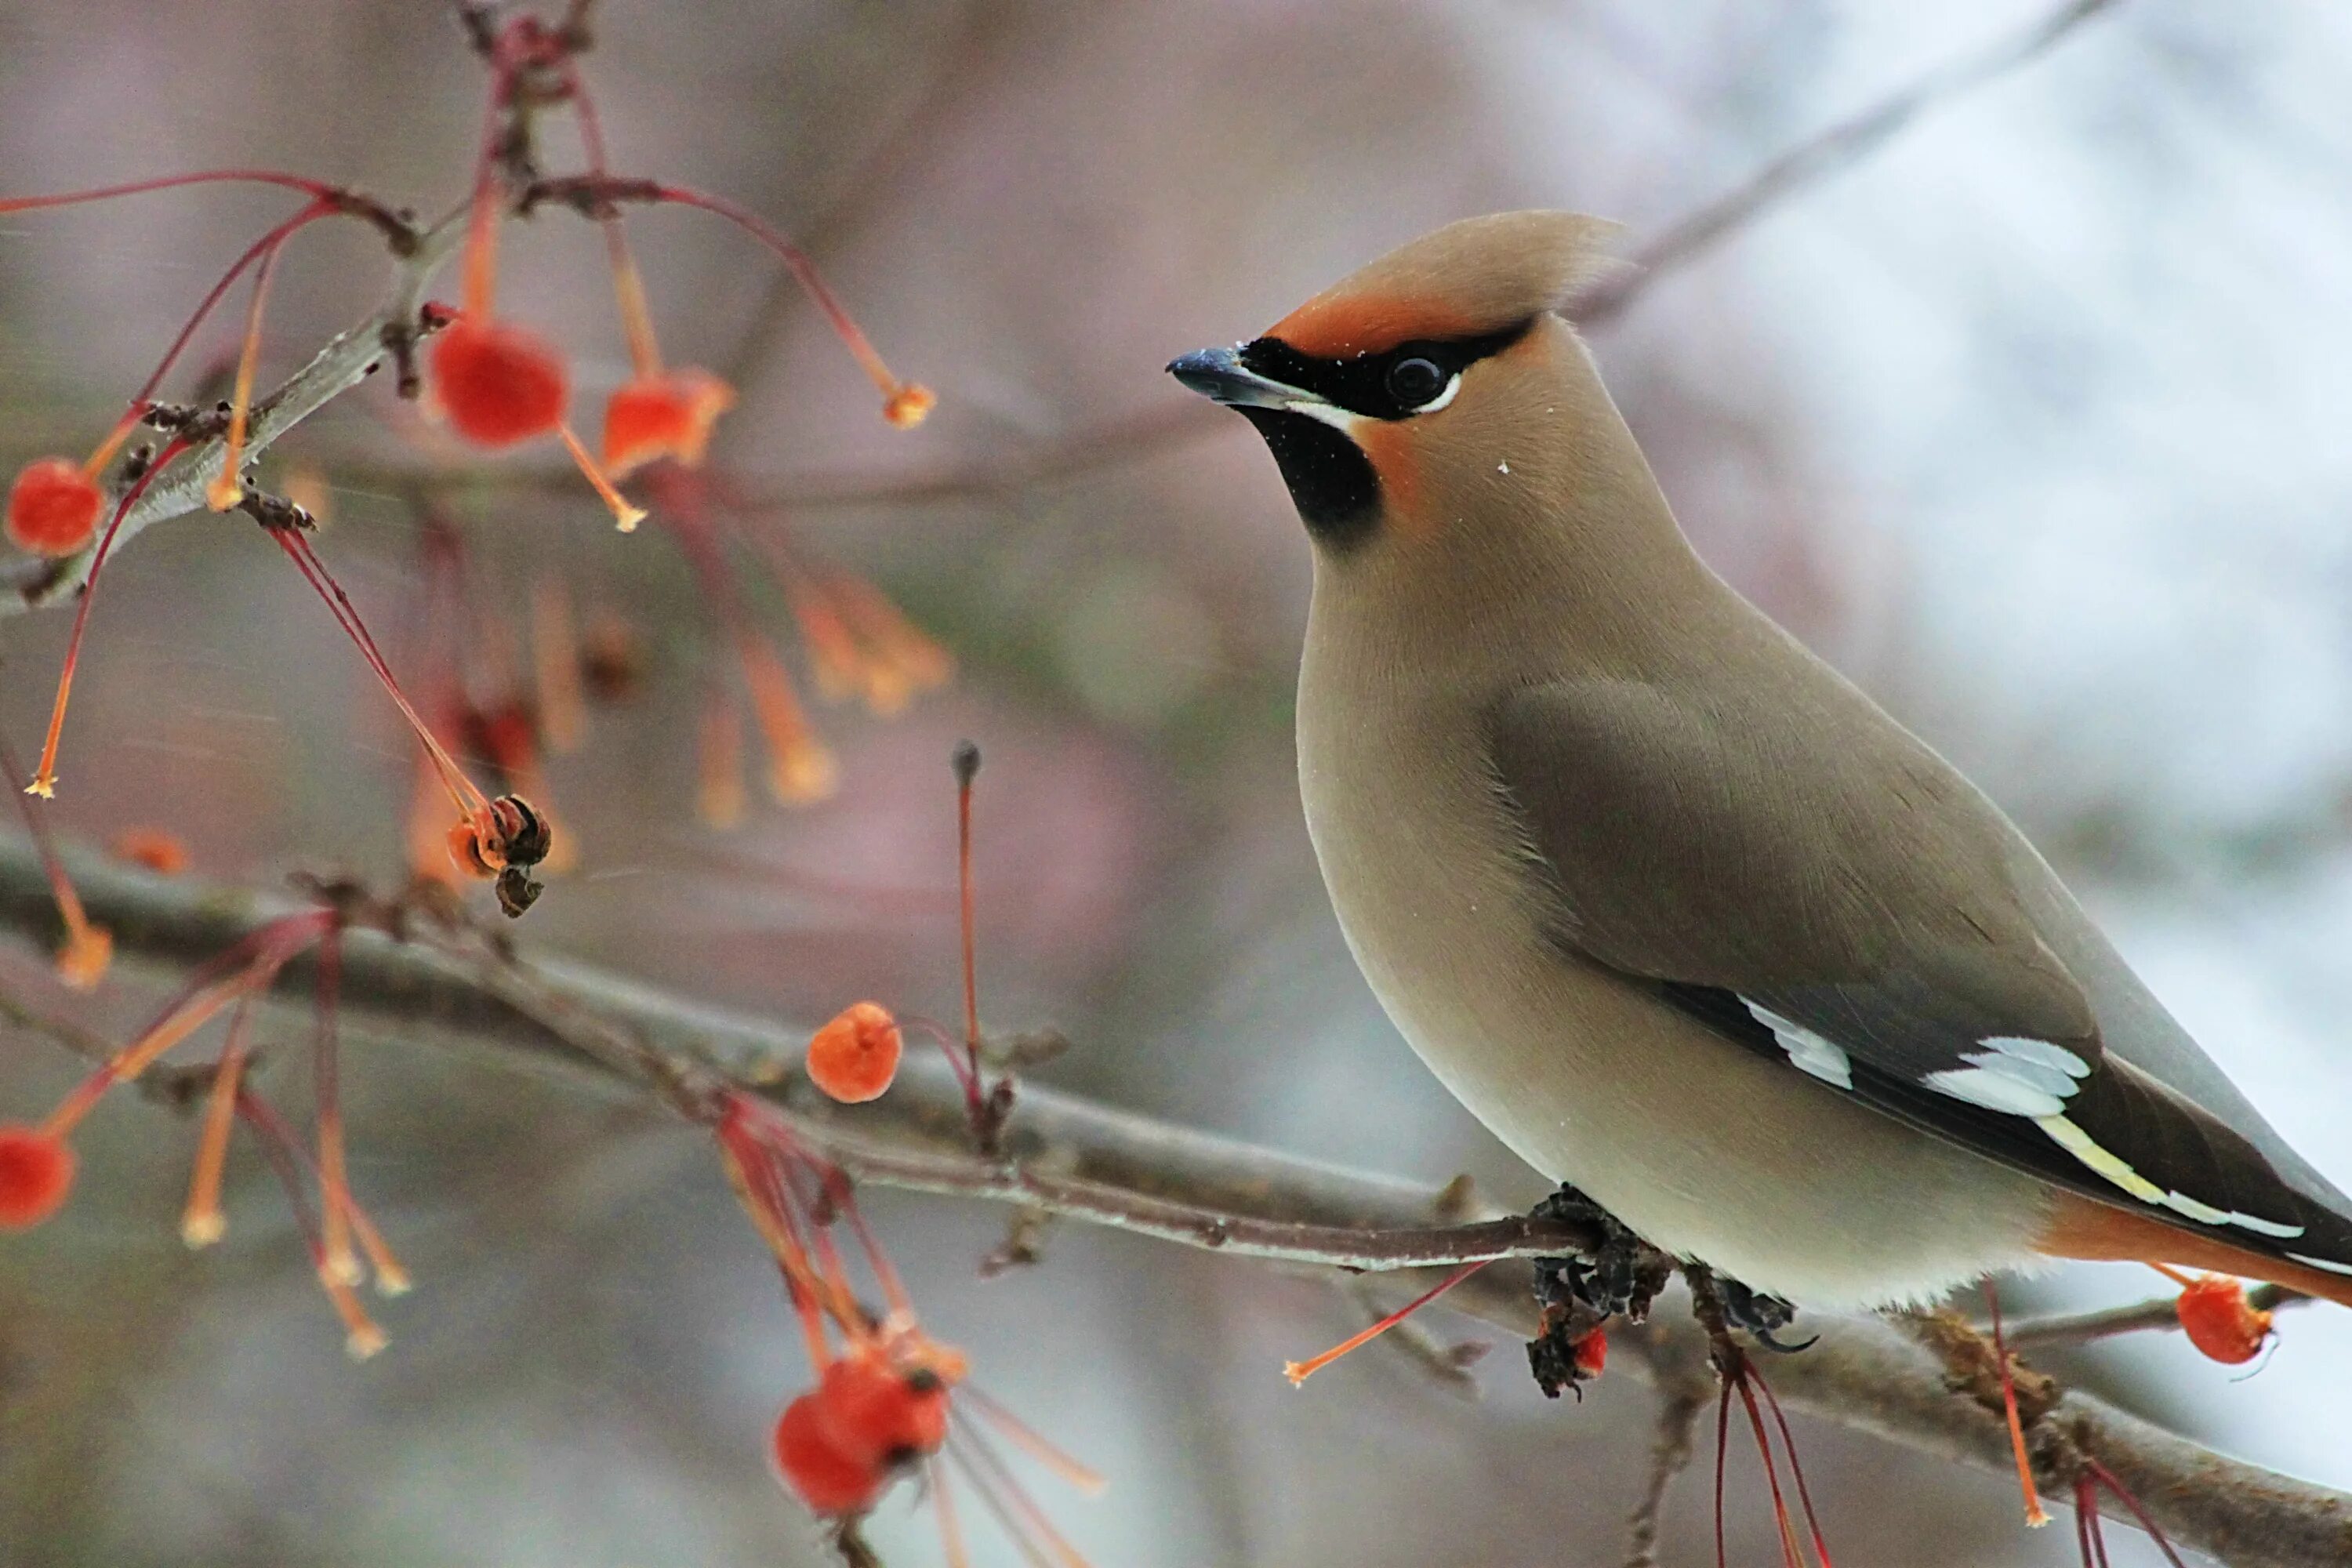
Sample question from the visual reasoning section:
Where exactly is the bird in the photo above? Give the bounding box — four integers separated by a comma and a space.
1167, 210, 2352, 1312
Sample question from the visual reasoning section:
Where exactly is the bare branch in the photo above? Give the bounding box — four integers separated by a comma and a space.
1573, 0, 2126, 326
0, 213, 466, 620
4, 833, 2349, 1566
1624, 1382, 1709, 1568
2007, 1284, 2308, 1351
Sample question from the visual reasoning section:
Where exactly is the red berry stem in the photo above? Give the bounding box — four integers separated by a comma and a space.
25, 436, 193, 797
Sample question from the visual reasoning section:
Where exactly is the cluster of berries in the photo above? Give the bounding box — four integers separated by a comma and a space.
2, 4, 935, 916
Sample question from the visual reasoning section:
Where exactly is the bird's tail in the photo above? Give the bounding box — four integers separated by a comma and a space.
2040, 1192, 2352, 1308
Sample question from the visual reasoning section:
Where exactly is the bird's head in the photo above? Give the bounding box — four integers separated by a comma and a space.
1168, 211, 1628, 565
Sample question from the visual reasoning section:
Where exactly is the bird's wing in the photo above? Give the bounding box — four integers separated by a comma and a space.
1487, 678, 2352, 1275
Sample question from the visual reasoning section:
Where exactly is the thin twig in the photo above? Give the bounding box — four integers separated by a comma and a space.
1625, 1385, 1709, 1568
1573, 0, 2127, 325
3, 834, 2350, 1568
2005, 1284, 2307, 1351
0, 210, 468, 619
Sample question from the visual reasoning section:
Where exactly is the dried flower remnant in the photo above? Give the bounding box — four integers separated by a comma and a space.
2, 732, 112, 988
262, 512, 552, 916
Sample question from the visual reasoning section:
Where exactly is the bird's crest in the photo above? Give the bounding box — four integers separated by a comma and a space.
1265, 210, 1623, 358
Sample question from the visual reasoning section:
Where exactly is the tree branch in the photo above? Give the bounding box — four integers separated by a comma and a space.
1571, 0, 2127, 325
0, 212, 466, 619
2008, 1284, 2307, 1351
2, 833, 2347, 1566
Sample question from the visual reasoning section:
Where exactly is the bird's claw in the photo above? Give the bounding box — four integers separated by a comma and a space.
1716, 1276, 1813, 1353
1523, 1183, 1673, 1398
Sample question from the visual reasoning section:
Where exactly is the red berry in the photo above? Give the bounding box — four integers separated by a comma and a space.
601, 368, 735, 478
2176, 1275, 2271, 1365
428, 316, 570, 448
772, 1391, 884, 1517
6, 457, 104, 557
806, 1003, 902, 1104
815, 1353, 951, 1467
1573, 1326, 1607, 1377
0, 1124, 76, 1229
111, 827, 190, 875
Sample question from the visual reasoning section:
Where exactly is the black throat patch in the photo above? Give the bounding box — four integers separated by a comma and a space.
1235, 407, 1380, 553
1232, 318, 1534, 554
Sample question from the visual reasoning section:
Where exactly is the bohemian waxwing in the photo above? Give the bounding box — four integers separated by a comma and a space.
1168, 210, 2352, 1311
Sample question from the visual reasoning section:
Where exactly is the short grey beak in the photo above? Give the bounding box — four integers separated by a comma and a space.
1167, 345, 1308, 411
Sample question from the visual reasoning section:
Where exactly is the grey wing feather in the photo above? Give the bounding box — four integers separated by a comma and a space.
1488, 678, 2352, 1265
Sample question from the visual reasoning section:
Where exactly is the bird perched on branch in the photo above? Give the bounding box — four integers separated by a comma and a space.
1168, 212, 2352, 1312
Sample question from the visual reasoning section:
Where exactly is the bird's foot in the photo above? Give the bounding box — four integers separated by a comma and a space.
1524, 1183, 1673, 1399
1684, 1262, 1816, 1372
1716, 1276, 1816, 1354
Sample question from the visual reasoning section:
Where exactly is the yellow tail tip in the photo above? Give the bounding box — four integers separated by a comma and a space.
180, 1212, 227, 1248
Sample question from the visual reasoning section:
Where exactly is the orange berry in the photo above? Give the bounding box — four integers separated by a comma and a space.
806, 1002, 902, 1104
815, 1354, 951, 1468
111, 827, 190, 875
0, 1124, 76, 1229
601, 367, 736, 478
428, 316, 569, 448
2176, 1274, 2272, 1365
772, 1390, 885, 1517
6, 458, 104, 557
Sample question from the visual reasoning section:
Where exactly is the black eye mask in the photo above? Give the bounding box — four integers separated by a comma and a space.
1237, 318, 1533, 421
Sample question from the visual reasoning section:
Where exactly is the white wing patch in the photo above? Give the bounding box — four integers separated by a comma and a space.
1979, 1035, 2094, 1079
1925, 1065, 2066, 1117
1741, 1001, 1853, 1090
1922, 1035, 2092, 1118
1743, 1019, 2310, 1244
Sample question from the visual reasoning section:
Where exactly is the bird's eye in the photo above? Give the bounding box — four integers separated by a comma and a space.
1385, 356, 1448, 409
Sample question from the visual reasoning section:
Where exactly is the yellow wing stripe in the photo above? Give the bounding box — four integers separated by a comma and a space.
2037, 1114, 2167, 1203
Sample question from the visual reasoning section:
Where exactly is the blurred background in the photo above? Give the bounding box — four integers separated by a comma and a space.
4, 1, 2350, 1564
